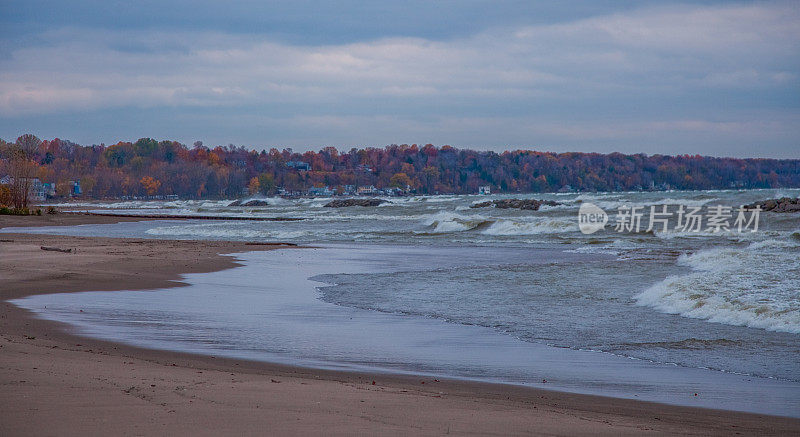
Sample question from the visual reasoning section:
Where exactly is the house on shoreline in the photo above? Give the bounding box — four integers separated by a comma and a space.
0, 175, 56, 201
286, 161, 310, 171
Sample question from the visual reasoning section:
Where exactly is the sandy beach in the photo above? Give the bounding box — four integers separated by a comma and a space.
1, 216, 799, 436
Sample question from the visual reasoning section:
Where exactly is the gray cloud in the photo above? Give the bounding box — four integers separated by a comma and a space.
0, 2, 798, 157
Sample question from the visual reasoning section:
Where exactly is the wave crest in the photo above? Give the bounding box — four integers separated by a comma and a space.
635, 238, 800, 334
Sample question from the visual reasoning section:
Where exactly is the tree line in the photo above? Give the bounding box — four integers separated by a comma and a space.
1, 134, 798, 201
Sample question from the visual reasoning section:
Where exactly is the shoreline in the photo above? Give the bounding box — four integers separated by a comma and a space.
61, 211, 305, 221
2, 218, 799, 435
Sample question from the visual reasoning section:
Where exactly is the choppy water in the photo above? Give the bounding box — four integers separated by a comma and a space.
8, 189, 800, 410
11, 246, 800, 416
39, 189, 800, 335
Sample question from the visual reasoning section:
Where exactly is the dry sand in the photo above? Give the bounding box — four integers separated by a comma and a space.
1, 215, 798, 436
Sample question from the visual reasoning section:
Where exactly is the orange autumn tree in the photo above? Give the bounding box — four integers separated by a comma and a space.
247, 177, 260, 194
139, 176, 162, 196
0, 185, 11, 206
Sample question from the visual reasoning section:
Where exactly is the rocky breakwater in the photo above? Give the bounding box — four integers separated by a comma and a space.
470, 199, 559, 211
228, 199, 270, 207
745, 197, 800, 213
324, 198, 388, 207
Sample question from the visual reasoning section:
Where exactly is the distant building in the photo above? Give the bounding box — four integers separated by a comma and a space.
30, 179, 47, 201
286, 161, 310, 171
308, 186, 334, 196
277, 187, 302, 198
356, 185, 378, 196
70, 180, 82, 196
478, 185, 491, 195
42, 182, 56, 198
1, 176, 53, 201
384, 187, 409, 196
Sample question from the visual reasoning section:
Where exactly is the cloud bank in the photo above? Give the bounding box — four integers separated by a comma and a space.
0, 1, 798, 157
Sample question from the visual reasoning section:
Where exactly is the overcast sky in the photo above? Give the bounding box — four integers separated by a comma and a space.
1, 1, 798, 157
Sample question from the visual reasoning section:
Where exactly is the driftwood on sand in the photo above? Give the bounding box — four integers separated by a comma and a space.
40, 246, 73, 253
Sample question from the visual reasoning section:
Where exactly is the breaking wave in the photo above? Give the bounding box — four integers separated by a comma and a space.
419, 211, 491, 233
635, 237, 800, 334
419, 212, 574, 235
481, 218, 575, 235
145, 223, 325, 240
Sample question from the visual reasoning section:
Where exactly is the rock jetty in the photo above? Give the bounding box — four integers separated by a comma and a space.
745, 197, 800, 213
228, 199, 270, 207
324, 198, 388, 207
470, 199, 559, 211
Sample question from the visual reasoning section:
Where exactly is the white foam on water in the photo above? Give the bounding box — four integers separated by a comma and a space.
418, 209, 577, 236
411, 195, 463, 203
588, 197, 717, 210
419, 211, 489, 233
537, 203, 571, 211
144, 223, 322, 240
652, 228, 767, 241
565, 239, 641, 257
12, 246, 800, 417
313, 213, 422, 221
45, 199, 236, 210
481, 218, 575, 236
574, 193, 623, 202
146, 223, 260, 239
566, 246, 624, 257
635, 237, 800, 334
772, 190, 800, 199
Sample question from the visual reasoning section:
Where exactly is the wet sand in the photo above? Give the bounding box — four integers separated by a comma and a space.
1, 216, 798, 436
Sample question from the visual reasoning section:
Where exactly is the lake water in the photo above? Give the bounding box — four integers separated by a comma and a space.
7, 189, 800, 416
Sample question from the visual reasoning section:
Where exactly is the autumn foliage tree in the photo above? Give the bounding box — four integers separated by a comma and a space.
139, 176, 162, 196
0, 185, 11, 206
248, 177, 260, 195
257, 173, 276, 195
390, 172, 412, 188
1, 135, 798, 199
1, 134, 42, 208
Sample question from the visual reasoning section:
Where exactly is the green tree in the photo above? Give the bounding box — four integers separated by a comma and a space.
389, 172, 412, 188
258, 173, 275, 195
134, 138, 159, 156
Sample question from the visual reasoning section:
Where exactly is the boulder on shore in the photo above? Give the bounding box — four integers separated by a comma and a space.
471, 201, 493, 208
470, 198, 559, 211
745, 197, 800, 213
324, 198, 388, 207
243, 200, 270, 207
228, 199, 270, 207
